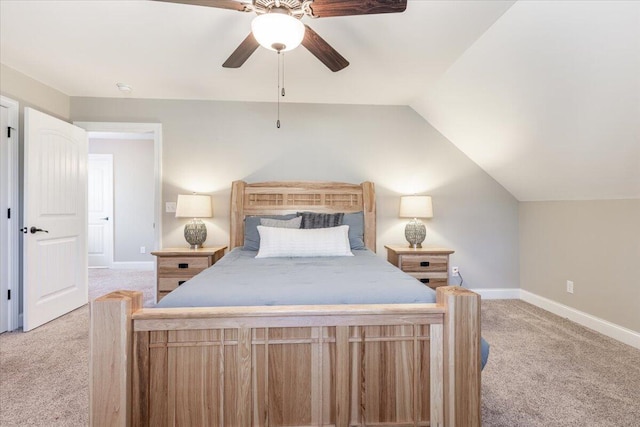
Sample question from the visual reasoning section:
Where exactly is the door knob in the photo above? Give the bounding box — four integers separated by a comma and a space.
99, 217, 109, 221
30, 226, 49, 234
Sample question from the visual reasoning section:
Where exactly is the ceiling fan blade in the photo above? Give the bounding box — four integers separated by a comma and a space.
153, 0, 248, 12
309, 0, 407, 18
222, 33, 259, 68
301, 25, 349, 72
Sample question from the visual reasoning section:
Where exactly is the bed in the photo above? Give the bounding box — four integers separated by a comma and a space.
90, 180, 482, 426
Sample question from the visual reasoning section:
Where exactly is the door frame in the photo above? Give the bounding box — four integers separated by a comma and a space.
74, 122, 163, 253
0, 96, 19, 331
88, 153, 114, 268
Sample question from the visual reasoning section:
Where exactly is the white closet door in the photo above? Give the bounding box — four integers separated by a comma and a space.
88, 154, 113, 268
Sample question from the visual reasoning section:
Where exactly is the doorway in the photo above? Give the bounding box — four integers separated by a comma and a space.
75, 122, 162, 306
87, 132, 157, 270
75, 122, 162, 252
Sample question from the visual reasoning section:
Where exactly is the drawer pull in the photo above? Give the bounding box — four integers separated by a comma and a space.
178, 263, 189, 269
420, 261, 430, 267
178, 280, 186, 286
420, 278, 430, 284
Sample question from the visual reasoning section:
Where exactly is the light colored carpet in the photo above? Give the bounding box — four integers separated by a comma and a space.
87, 268, 155, 307
0, 268, 154, 427
481, 300, 640, 426
1, 280, 639, 426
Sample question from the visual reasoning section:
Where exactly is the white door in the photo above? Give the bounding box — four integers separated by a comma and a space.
0, 106, 8, 333
88, 154, 113, 268
23, 108, 88, 331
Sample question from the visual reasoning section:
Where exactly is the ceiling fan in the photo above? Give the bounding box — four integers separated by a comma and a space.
154, 0, 408, 72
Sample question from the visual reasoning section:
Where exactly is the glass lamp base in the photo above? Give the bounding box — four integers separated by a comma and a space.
184, 219, 207, 249
405, 220, 426, 248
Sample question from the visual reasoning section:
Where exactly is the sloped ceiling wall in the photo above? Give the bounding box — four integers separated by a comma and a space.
411, 1, 640, 201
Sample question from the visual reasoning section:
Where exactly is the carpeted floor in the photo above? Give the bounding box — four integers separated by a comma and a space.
86, 268, 156, 307
480, 300, 640, 426
0, 268, 154, 427
1, 275, 639, 426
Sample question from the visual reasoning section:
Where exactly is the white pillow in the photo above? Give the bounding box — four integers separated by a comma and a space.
255, 225, 354, 258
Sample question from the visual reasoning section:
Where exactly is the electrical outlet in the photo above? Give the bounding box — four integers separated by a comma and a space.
451, 266, 459, 277
140, 246, 146, 254
165, 202, 177, 213
567, 280, 574, 294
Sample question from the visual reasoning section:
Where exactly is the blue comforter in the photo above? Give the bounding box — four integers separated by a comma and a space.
157, 248, 489, 368
158, 248, 436, 307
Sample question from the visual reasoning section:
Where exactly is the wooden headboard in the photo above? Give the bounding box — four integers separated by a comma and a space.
230, 180, 376, 251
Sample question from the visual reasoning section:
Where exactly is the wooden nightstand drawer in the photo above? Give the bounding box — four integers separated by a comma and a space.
158, 256, 209, 275
158, 277, 190, 292
401, 255, 448, 272
408, 273, 448, 289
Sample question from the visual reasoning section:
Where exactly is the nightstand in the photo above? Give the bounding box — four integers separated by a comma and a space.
151, 246, 227, 302
385, 245, 455, 289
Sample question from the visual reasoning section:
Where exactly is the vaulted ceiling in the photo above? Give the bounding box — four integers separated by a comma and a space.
1, 0, 638, 201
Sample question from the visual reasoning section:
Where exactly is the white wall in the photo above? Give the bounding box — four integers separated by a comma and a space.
89, 138, 155, 263
71, 97, 520, 290
411, 1, 640, 201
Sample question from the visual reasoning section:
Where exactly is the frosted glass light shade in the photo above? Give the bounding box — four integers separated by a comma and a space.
399, 196, 433, 219
175, 194, 213, 218
251, 13, 305, 52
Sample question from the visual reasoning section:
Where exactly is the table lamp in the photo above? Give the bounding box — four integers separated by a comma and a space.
399, 195, 433, 248
175, 194, 213, 249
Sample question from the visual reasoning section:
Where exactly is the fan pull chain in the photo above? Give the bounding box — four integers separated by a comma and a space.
276, 51, 281, 128
281, 52, 286, 97
275, 52, 287, 128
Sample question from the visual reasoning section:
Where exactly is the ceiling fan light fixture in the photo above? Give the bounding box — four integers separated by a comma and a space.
251, 11, 305, 52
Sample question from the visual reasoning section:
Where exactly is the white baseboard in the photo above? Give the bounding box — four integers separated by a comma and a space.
466, 287, 640, 349
521, 290, 640, 350
110, 261, 154, 271
470, 288, 521, 300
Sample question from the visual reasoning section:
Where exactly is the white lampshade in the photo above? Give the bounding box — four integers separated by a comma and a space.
175, 194, 213, 218
399, 195, 433, 219
251, 12, 305, 52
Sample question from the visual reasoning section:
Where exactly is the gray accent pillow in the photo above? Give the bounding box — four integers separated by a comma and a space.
243, 214, 297, 250
299, 212, 344, 229
343, 211, 365, 250
297, 211, 365, 250
260, 216, 302, 229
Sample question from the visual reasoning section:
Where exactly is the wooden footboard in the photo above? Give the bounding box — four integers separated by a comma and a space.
90, 287, 480, 427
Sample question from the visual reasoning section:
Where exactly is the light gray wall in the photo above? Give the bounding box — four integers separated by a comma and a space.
0, 64, 71, 121
520, 199, 640, 332
71, 97, 519, 290
89, 138, 155, 263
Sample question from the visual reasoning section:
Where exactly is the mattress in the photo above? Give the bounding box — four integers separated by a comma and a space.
156, 248, 436, 308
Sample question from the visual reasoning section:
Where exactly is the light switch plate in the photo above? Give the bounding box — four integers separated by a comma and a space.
166, 202, 177, 213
